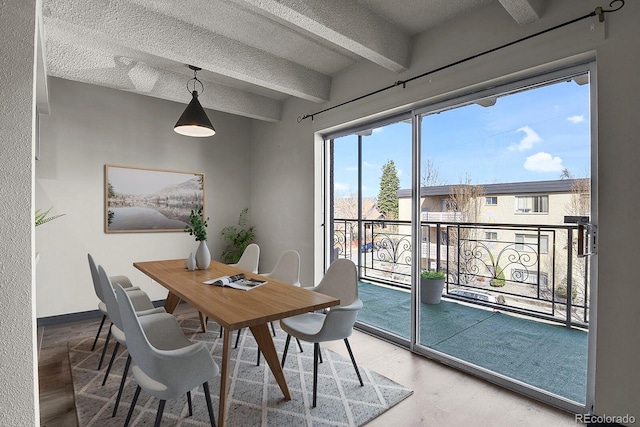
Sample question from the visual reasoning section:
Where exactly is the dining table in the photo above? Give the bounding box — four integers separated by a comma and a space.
133, 258, 339, 427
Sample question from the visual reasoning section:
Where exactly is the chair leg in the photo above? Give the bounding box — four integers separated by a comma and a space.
124, 385, 141, 427
187, 390, 193, 416
112, 354, 131, 417
270, 321, 276, 337
102, 341, 120, 386
91, 314, 106, 351
203, 382, 217, 427
154, 400, 166, 427
234, 328, 242, 348
319, 348, 323, 364
97, 323, 112, 370
313, 343, 319, 408
344, 338, 363, 386
256, 348, 261, 366
281, 334, 292, 367
219, 325, 223, 338
296, 337, 304, 353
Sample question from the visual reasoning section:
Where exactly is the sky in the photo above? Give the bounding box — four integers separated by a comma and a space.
333, 77, 591, 198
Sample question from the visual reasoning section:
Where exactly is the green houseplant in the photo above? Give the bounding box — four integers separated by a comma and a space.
220, 208, 255, 264
420, 269, 445, 304
184, 208, 209, 241
35, 207, 65, 227
184, 208, 210, 269
490, 266, 506, 287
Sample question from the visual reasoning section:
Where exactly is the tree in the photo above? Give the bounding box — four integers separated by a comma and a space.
421, 158, 446, 187
448, 174, 485, 223
378, 160, 400, 220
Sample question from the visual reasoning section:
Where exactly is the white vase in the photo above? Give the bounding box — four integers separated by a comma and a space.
196, 241, 211, 270
185, 252, 197, 271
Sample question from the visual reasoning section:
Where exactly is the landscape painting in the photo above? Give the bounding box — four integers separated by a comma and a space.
105, 165, 204, 233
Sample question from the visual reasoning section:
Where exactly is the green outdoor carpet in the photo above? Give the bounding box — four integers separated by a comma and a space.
357, 281, 588, 404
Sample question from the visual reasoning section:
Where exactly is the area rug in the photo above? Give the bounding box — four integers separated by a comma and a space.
69, 318, 412, 426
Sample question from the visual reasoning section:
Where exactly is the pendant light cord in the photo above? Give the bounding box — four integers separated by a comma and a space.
297, 0, 625, 123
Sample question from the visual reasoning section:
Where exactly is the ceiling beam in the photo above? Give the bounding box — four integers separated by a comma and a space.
44, 24, 282, 122
229, 0, 411, 73
43, 0, 331, 103
498, 0, 544, 25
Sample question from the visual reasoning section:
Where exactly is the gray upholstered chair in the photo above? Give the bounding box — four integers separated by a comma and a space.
115, 284, 219, 427
88, 253, 162, 369
280, 259, 364, 407
96, 265, 168, 417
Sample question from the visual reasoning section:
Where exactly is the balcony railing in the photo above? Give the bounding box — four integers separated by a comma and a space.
332, 218, 589, 328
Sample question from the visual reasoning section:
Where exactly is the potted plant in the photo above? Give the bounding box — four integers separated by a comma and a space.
184, 208, 210, 269
220, 208, 255, 264
35, 207, 65, 227
420, 269, 446, 304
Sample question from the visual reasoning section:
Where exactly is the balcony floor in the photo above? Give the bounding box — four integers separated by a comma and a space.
357, 281, 588, 404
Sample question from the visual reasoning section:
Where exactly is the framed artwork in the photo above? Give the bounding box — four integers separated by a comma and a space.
105, 164, 205, 233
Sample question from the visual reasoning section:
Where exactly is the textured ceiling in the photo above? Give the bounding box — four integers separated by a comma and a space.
41, 0, 545, 122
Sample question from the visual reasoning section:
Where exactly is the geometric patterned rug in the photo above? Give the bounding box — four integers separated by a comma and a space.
69, 318, 412, 426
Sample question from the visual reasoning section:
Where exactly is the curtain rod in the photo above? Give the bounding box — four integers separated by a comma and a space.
297, 0, 625, 123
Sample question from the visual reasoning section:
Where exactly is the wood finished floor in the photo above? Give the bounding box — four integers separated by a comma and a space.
38, 304, 578, 426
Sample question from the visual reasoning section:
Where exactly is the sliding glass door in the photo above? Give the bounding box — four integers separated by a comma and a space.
325, 64, 595, 412
329, 116, 413, 342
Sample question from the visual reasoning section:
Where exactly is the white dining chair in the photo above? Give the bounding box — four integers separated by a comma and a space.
235, 250, 304, 365
88, 253, 163, 369
205, 243, 261, 337
96, 265, 169, 417
280, 259, 364, 407
115, 284, 220, 427
230, 243, 260, 273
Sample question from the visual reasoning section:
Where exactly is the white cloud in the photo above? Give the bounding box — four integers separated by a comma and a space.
567, 115, 584, 124
363, 161, 377, 169
372, 128, 383, 134
334, 182, 349, 193
524, 152, 564, 172
508, 126, 542, 151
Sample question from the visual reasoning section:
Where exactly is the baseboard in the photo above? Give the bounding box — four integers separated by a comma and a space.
36, 299, 166, 327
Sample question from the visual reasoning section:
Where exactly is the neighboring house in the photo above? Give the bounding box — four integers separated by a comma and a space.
397, 179, 590, 302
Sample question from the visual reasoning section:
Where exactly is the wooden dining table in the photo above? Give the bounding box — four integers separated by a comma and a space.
133, 258, 339, 427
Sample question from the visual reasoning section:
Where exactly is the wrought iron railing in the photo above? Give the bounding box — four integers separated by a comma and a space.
332, 218, 589, 328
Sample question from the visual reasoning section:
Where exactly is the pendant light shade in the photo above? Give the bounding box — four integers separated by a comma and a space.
174, 66, 216, 137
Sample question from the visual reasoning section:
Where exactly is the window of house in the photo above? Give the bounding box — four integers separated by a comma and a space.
515, 195, 548, 213
485, 232, 497, 240
511, 269, 548, 286
485, 196, 497, 205
515, 234, 548, 254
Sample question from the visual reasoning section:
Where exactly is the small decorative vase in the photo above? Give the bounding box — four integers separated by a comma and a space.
196, 241, 211, 270
185, 253, 197, 271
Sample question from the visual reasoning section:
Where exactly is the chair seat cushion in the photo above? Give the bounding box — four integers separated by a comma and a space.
280, 312, 325, 342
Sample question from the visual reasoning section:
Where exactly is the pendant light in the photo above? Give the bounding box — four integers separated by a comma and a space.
174, 65, 216, 137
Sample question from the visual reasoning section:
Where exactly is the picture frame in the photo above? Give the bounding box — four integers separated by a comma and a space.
105, 164, 205, 233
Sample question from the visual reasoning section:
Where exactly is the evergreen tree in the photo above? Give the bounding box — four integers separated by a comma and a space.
377, 160, 400, 219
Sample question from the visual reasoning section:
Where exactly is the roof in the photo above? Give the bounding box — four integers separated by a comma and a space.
398, 179, 583, 198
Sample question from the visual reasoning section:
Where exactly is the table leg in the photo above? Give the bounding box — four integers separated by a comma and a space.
164, 292, 181, 313
218, 327, 232, 427
198, 311, 208, 333
249, 323, 292, 400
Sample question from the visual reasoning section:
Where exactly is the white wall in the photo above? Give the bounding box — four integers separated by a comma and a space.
0, 1, 38, 425
35, 77, 253, 317
252, 0, 640, 421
